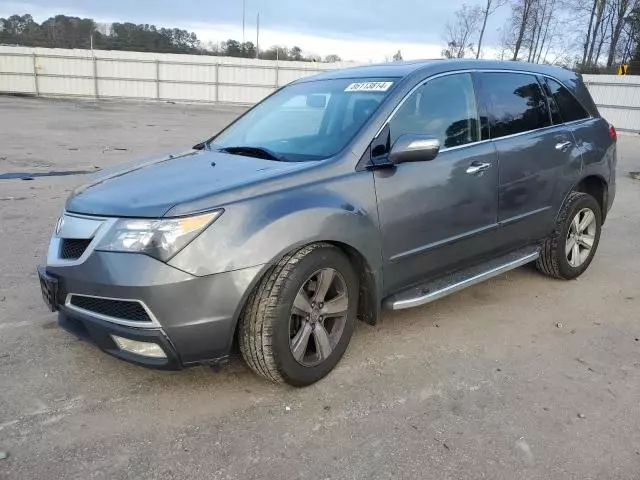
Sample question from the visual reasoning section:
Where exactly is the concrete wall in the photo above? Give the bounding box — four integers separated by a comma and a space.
0, 46, 348, 105
1, 47, 639, 132
582, 74, 640, 133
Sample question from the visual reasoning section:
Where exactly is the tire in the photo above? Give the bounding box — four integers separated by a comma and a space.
238, 243, 359, 386
536, 191, 602, 280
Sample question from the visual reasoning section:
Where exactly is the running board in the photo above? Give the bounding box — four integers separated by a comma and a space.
383, 247, 540, 310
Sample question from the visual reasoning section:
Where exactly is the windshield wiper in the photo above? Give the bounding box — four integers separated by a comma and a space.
218, 146, 287, 162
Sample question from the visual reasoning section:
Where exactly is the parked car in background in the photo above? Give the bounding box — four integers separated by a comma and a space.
38, 59, 616, 386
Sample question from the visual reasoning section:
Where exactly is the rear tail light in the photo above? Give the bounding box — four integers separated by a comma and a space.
609, 124, 617, 142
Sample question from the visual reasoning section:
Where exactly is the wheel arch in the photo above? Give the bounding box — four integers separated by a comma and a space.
230, 240, 381, 350
573, 174, 609, 222
324, 240, 380, 326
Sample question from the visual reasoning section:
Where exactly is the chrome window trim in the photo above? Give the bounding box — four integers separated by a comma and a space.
432, 121, 579, 153
65, 293, 162, 329
374, 68, 594, 150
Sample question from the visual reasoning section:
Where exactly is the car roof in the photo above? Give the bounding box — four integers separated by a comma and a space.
296, 59, 577, 83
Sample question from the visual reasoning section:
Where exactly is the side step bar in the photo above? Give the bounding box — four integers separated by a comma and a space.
384, 247, 540, 310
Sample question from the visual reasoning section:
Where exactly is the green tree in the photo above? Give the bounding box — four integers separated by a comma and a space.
241, 41, 256, 58
41, 15, 96, 49
0, 12, 343, 61
290, 46, 303, 61
261, 46, 289, 60
222, 39, 242, 56
0, 14, 43, 45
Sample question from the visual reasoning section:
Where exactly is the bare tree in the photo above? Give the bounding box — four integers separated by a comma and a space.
508, 0, 538, 60
443, 4, 483, 58
586, 0, 607, 65
540, 18, 562, 63
581, 0, 599, 66
594, 4, 613, 64
497, 0, 640, 68
476, 0, 507, 58
567, 0, 640, 69
606, 0, 638, 66
527, 0, 541, 61
528, 0, 552, 61
535, 0, 557, 62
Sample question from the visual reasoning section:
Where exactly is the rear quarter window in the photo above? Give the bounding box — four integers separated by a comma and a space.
544, 78, 590, 123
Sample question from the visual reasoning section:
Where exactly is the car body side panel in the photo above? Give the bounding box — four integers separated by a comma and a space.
169, 169, 384, 296
542, 117, 615, 225
493, 125, 583, 248
552, 78, 615, 215
565, 117, 615, 184
373, 142, 500, 295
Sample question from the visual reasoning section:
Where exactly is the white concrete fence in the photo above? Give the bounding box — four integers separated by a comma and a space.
0, 46, 347, 105
1, 46, 639, 132
582, 75, 640, 133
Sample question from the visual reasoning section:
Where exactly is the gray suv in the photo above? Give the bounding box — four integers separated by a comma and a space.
37, 60, 616, 386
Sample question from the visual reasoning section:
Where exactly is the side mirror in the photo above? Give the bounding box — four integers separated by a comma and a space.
306, 94, 327, 108
389, 134, 440, 164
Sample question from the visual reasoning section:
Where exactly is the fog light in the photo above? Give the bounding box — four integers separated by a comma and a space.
111, 335, 167, 358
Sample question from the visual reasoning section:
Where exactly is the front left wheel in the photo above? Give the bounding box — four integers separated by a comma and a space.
238, 243, 358, 386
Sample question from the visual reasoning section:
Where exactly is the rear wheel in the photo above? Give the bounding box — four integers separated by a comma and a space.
536, 191, 602, 279
238, 243, 358, 386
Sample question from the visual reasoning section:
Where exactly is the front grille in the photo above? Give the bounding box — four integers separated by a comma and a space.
60, 238, 92, 260
69, 295, 152, 323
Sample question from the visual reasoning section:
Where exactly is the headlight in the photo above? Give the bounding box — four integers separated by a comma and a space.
96, 210, 223, 261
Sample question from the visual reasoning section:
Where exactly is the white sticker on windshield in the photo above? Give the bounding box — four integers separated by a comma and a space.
344, 81, 393, 92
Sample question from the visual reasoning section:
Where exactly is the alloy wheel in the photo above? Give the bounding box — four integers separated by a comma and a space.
566, 207, 597, 268
289, 268, 349, 367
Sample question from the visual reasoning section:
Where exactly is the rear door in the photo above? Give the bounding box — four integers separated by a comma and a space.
475, 72, 582, 249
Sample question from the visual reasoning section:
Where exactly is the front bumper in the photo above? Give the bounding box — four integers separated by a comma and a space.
58, 308, 183, 369
42, 251, 264, 369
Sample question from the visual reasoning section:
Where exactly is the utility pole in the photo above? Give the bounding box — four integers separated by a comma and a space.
90, 24, 95, 59
256, 13, 260, 59
242, 0, 246, 44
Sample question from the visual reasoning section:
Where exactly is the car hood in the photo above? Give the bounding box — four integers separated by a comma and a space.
66, 149, 309, 218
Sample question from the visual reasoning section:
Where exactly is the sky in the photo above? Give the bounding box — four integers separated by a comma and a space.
1, 0, 510, 62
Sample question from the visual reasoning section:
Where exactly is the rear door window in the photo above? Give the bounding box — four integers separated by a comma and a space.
477, 72, 551, 139
544, 78, 590, 123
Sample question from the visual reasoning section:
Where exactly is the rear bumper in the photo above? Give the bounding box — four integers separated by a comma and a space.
43, 252, 264, 369
607, 176, 616, 212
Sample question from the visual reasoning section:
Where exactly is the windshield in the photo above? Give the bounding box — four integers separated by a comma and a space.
210, 78, 398, 161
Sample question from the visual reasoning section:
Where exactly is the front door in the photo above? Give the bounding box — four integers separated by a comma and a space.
372, 73, 500, 296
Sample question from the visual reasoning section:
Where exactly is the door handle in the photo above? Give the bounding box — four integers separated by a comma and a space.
555, 141, 572, 152
466, 162, 491, 175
